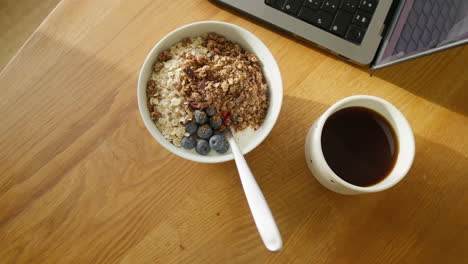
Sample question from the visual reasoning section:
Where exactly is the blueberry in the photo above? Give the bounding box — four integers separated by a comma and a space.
231, 115, 238, 122
184, 121, 198, 135
181, 135, 196, 149
205, 107, 216, 117
216, 140, 230, 154
194, 110, 208, 124
214, 129, 226, 138
209, 135, 225, 151
209, 116, 222, 130
196, 139, 211, 155
197, 124, 213, 139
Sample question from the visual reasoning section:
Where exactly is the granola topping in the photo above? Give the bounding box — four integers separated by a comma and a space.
146, 33, 269, 147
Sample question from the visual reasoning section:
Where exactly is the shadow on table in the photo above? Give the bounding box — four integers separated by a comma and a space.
0, 31, 139, 197
245, 95, 467, 261
372, 45, 468, 117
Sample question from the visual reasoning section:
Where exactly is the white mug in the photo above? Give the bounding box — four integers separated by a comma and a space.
305, 95, 415, 195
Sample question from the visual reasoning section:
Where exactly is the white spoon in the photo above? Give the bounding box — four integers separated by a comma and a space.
226, 129, 283, 252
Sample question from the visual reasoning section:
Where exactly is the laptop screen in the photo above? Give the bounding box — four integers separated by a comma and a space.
373, 0, 468, 68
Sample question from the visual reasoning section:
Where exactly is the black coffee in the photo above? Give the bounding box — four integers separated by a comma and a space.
321, 107, 398, 187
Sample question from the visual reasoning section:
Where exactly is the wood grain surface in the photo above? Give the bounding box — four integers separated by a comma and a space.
0, 0, 61, 71
0, 0, 467, 263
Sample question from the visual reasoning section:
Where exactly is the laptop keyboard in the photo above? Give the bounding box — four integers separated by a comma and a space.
265, 0, 378, 45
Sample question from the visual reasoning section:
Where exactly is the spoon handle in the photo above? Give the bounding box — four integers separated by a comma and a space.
227, 132, 283, 252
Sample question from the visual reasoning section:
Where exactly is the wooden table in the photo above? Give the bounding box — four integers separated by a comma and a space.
1, 0, 467, 263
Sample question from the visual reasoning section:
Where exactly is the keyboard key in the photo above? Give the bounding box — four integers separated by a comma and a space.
330, 10, 353, 37
321, 0, 340, 14
298, 6, 317, 23
359, 0, 377, 13
267, 0, 286, 9
353, 11, 371, 28
341, 0, 359, 13
282, 0, 303, 15
346, 25, 365, 44
313, 10, 334, 29
303, 0, 323, 10
298, 7, 333, 29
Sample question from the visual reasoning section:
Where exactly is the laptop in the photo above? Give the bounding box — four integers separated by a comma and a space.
211, 0, 468, 69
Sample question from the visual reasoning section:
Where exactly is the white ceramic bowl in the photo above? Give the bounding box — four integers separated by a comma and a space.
137, 21, 283, 163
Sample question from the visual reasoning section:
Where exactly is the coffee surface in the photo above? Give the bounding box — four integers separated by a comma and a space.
321, 107, 398, 187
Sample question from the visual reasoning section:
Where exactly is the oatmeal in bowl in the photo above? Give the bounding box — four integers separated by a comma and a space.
138, 21, 282, 163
